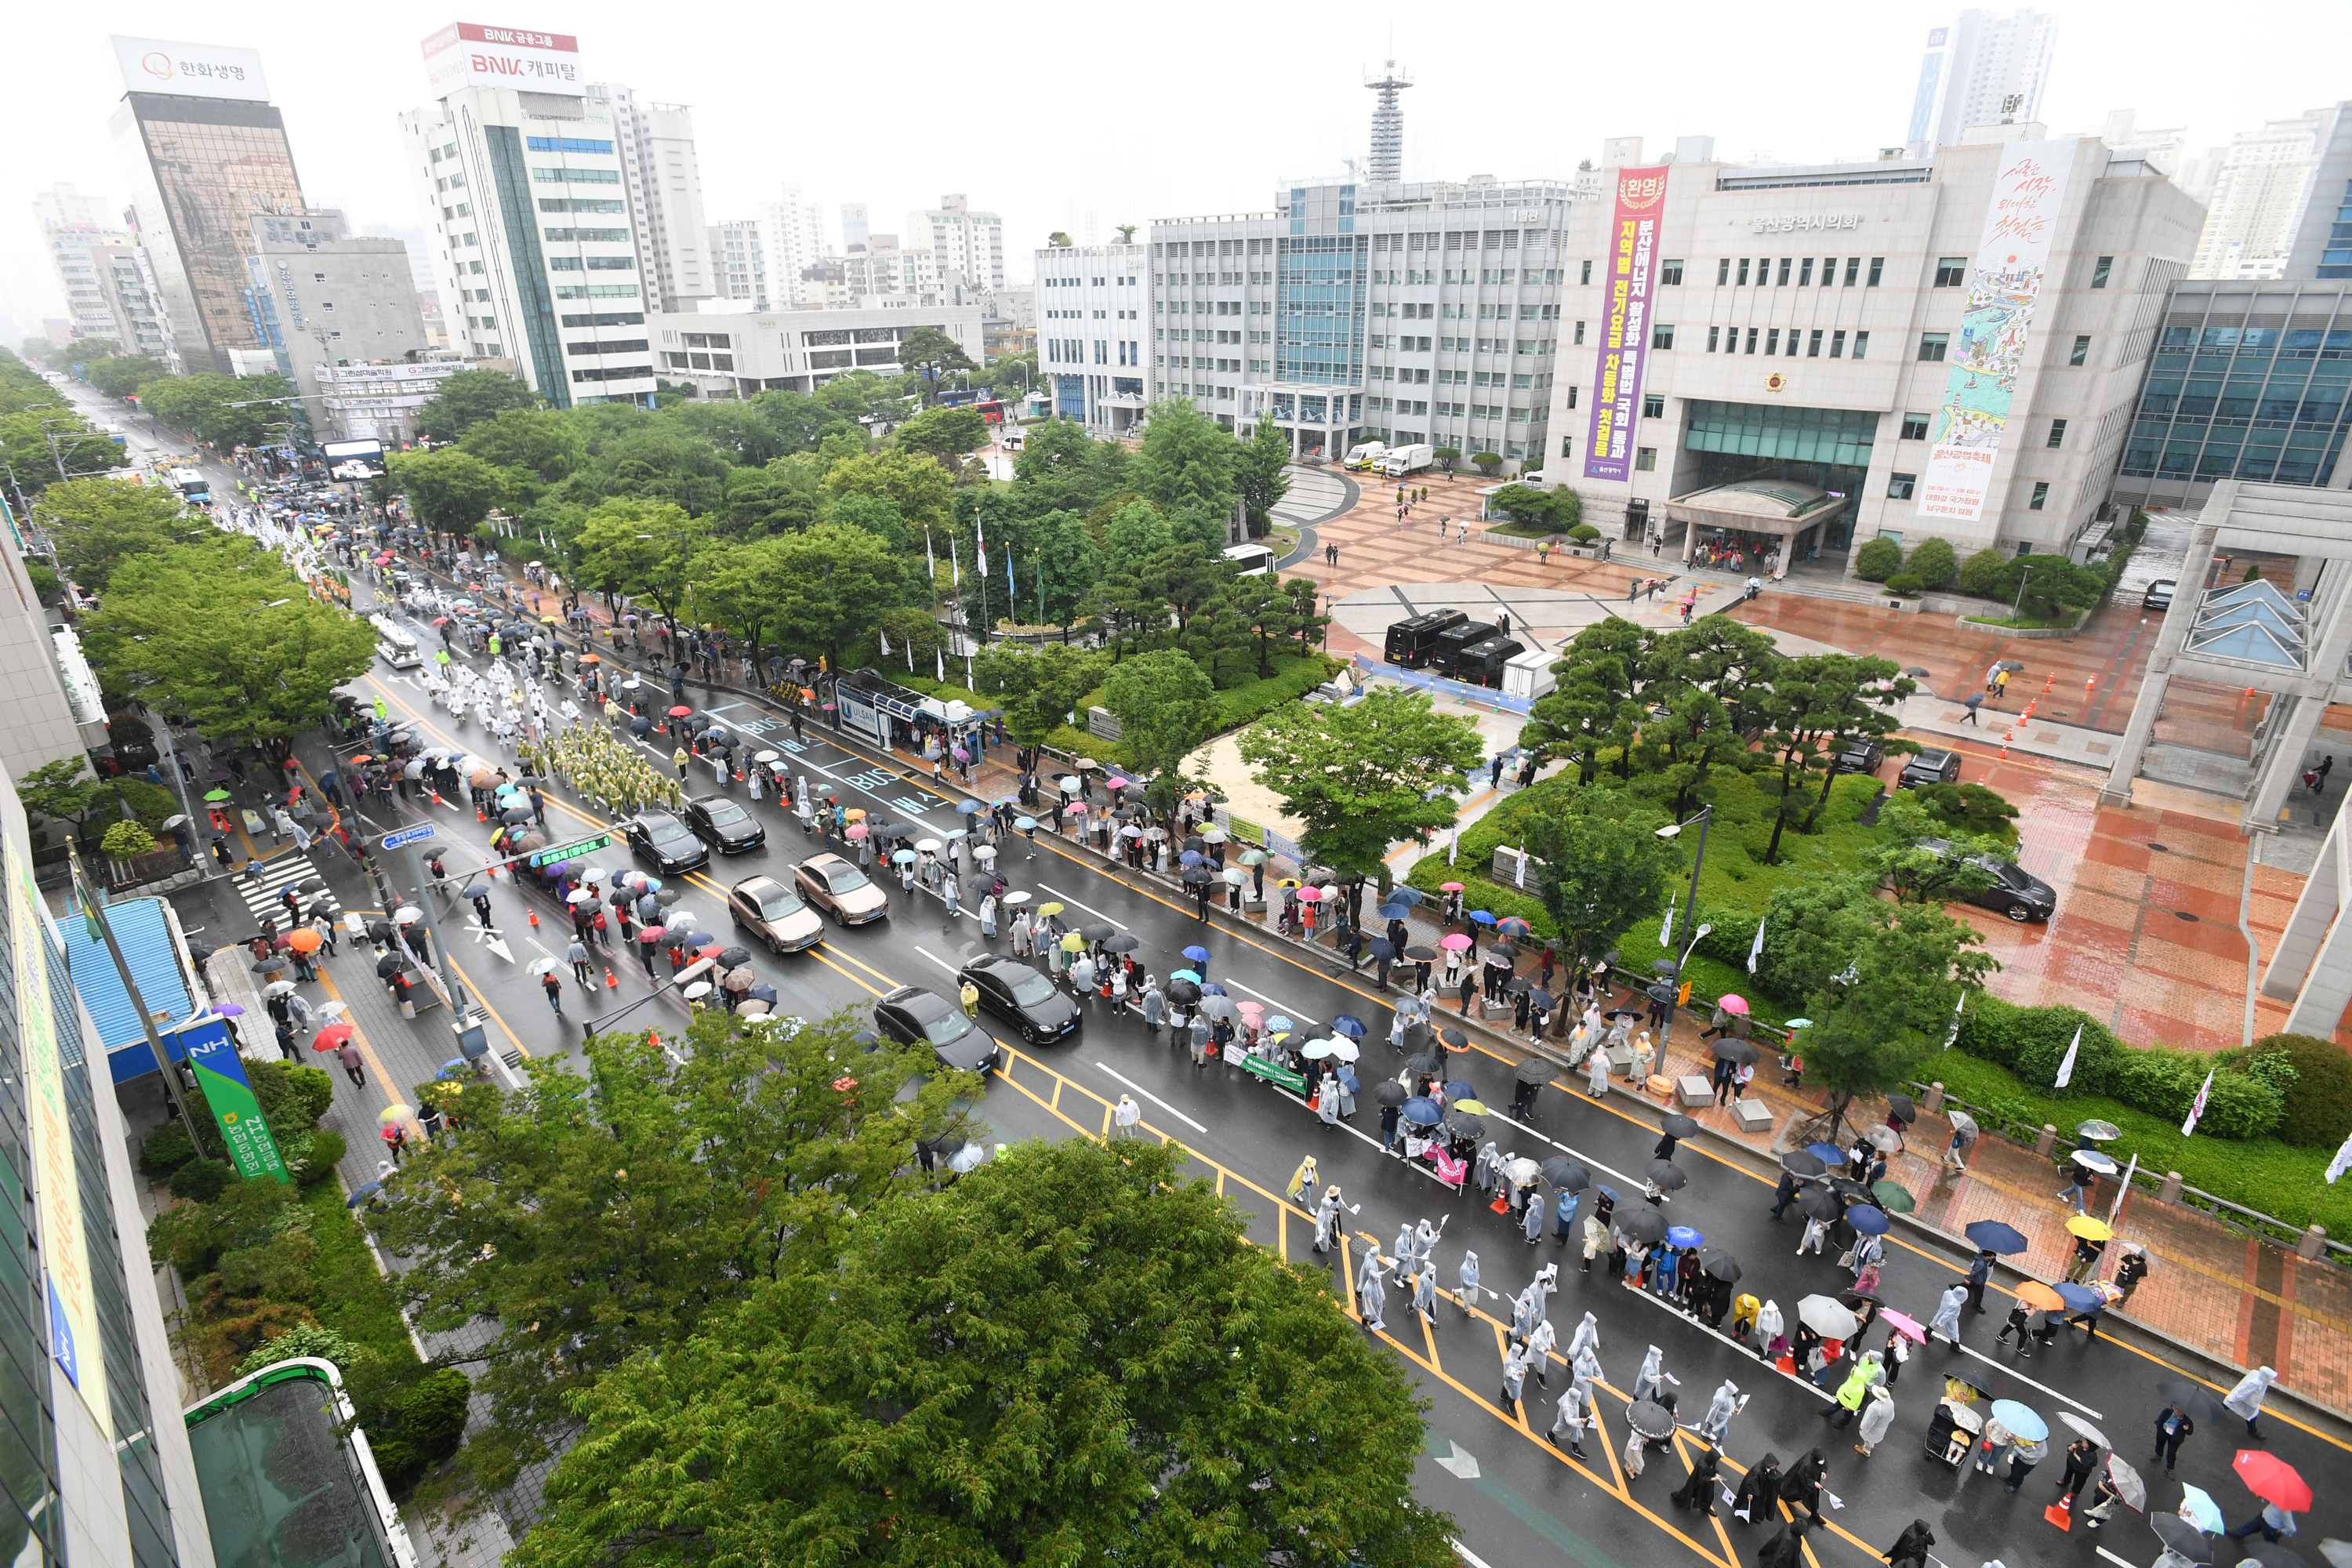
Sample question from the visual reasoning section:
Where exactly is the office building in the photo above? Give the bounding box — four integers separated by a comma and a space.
107, 37, 308, 375
2190, 106, 2346, 280
241, 210, 433, 405
0, 771, 218, 1568
841, 202, 870, 255
1036, 244, 1146, 435
31, 185, 129, 343
647, 302, 982, 398
906, 194, 1005, 293
310, 360, 474, 443
2285, 105, 2352, 280
590, 83, 713, 310
1536, 125, 2204, 576
397, 24, 653, 408
0, 520, 106, 780
710, 217, 764, 303
1905, 10, 2060, 158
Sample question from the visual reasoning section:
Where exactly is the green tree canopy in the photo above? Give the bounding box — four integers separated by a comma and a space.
32, 476, 192, 590
896, 325, 978, 405
412, 368, 539, 442
766, 524, 910, 671
1133, 400, 1240, 551
136, 372, 292, 448
387, 448, 508, 535
82, 355, 165, 400
824, 448, 953, 532
717, 459, 823, 537
894, 404, 989, 463
456, 408, 586, 485
13, 758, 111, 833
1519, 786, 1682, 966
1236, 414, 1292, 538
1102, 648, 1219, 779
511, 1138, 1456, 1568
971, 642, 1109, 746
661, 401, 786, 466
1993, 553, 2108, 620
1012, 417, 1131, 514
572, 498, 702, 624
1238, 687, 1485, 885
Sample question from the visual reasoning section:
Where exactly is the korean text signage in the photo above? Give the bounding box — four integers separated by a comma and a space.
187, 1033, 289, 1183
423, 21, 585, 98
11, 855, 108, 1432
1918, 141, 2073, 524
111, 35, 271, 103
1583, 166, 1670, 485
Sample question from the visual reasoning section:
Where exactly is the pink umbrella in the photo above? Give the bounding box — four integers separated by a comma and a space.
1295, 885, 1323, 902
1440, 933, 1473, 950
1718, 994, 1751, 1015
1440, 881, 1466, 893
1107, 775, 1131, 788
1062, 801, 1087, 815
1237, 1000, 1264, 1015
845, 822, 869, 839
1878, 1308, 1927, 1344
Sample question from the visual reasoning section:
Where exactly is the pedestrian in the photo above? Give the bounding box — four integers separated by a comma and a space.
1312, 1187, 1355, 1257
1524, 1314, 1555, 1386
1962, 691, 1984, 725
1286, 1155, 1319, 1207
470, 889, 494, 929
568, 938, 593, 984
1411, 1259, 1439, 1330
380, 1122, 407, 1165
1112, 1094, 1142, 1140
1356, 1248, 1390, 1333
1632, 1344, 1677, 1404
2227, 1502, 2299, 1545
2151, 1402, 2193, 1472
1732, 1453, 1780, 1525
2001, 1432, 2046, 1492
1457, 1248, 1483, 1316
1523, 1188, 1546, 1245
542, 971, 564, 1014
1994, 1298, 2035, 1358
1823, 1352, 1882, 1428
1758, 1519, 1811, 1568
1697, 1379, 1746, 1446
1964, 1248, 1994, 1314
1780, 1450, 1827, 1526
1547, 1384, 1591, 1458
1797, 1211, 1828, 1255
2054, 1436, 2098, 1504
1882, 1520, 1935, 1568
2224, 1364, 2277, 1439
1754, 1298, 1784, 1363
1671, 1444, 1722, 1515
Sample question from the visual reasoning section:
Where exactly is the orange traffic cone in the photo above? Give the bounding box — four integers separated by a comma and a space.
604, 967, 619, 989
527, 908, 539, 928
477, 805, 487, 822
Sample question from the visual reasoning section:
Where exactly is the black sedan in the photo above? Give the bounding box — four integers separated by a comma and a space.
1897, 747, 1963, 789
1918, 838, 2057, 922
873, 985, 1002, 1073
957, 955, 1080, 1046
624, 808, 710, 874
1835, 738, 1887, 776
685, 794, 766, 855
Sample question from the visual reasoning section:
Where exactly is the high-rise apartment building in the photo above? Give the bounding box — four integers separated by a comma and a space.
758, 187, 831, 307
710, 217, 765, 303
1035, 244, 1146, 435
2190, 105, 2347, 280
107, 37, 309, 373
906, 194, 1005, 293
88, 245, 180, 368
590, 83, 713, 310
31, 185, 129, 343
2286, 106, 2352, 280
843, 233, 943, 305
397, 24, 654, 408
1904, 10, 2059, 157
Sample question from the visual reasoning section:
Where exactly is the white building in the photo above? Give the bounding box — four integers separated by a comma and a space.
31, 183, 128, 343
757, 187, 832, 307
1537, 126, 2205, 576
710, 216, 764, 303
647, 302, 982, 399
241, 210, 431, 404
906, 194, 1005, 292
843, 232, 944, 304
397, 24, 654, 408
592, 82, 713, 310
2190, 105, 2346, 281
1034, 244, 1146, 436
1905, 10, 2060, 158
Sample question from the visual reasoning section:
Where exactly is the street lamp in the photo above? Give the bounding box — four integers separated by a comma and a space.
1653, 804, 1713, 949
2009, 557, 2056, 622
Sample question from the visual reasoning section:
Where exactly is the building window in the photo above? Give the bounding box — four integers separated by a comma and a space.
1659, 259, 1684, 285
1717, 257, 1731, 285
1917, 332, 1948, 361
1843, 257, 1860, 286
1573, 320, 1585, 345
1933, 256, 1968, 287
1652, 323, 1675, 350
1831, 330, 1847, 358
1853, 331, 1869, 358
1635, 447, 1657, 471
1745, 327, 1759, 354
1642, 393, 1664, 419
1773, 258, 1789, 285
1867, 256, 1884, 286
2029, 481, 2050, 510
1580, 260, 1592, 285
1737, 258, 1751, 285
2070, 335, 2090, 366
1559, 435, 1574, 458
2090, 255, 2114, 289
1820, 257, 1836, 286
1798, 258, 1814, 286
1707, 325, 1721, 352
1766, 329, 1780, 356
1900, 412, 1930, 441
1807, 329, 1824, 357
1887, 472, 1918, 499
2047, 419, 2067, 448
1566, 386, 1577, 408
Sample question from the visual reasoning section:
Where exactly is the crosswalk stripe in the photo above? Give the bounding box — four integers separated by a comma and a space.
231, 851, 341, 931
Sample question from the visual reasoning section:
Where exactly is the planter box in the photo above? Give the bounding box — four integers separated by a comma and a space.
1731, 1100, 1775, 1134
1675, 1074, 1713, 1107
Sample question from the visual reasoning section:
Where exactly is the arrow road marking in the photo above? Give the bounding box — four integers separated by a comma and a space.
1433, 1439, 1479, 1479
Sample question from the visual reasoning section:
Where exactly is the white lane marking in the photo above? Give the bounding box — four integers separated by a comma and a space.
2096, 1550, 2140, 1568
912, 945, 958, 976
1093, 1062, 1207, 1132
1452, 1541, 1496, 1568
1036, 882, 1127, 928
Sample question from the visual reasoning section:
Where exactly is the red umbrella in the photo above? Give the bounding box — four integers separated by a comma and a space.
2232, 1451, 2310, 1512
311, 1022, 354, 1052
668, 705, 694, 718
636, 925, 667, 943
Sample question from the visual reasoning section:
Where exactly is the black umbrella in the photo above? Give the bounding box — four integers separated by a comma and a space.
376, 953, 404, 978
1828, 1176, 1873, 1200
1102, 934, 1140, 953
1487, 939, 1520, 960
717, 946, 753, 970
1438, 1027, 1468, 1050
1710, 1038, 1760, 1065
1886, 1092, 1918, 1124
1780, 1150, 1828, 1177
1660, 1112, 1699, 1138
1699, 1245, 1743, 1283
1646, 1159, 1688, 1192
1504, 975, 1533, 994
1365, 938, 1396, 959
1625, 1399, 1677, 1439
1182, 866, 1212, 885
2151, 1381, 2232, 1423
1166, 978, 1202, 1005
1540, 1156, 1591, 1191
1403, 1053, 1440, 1076
365, 918, 394, 942
1403, 943, 1439, 961
1515, 1058, 1554, 1085
296, 876, 329, 894
1796, 1185, 1842, 1222
502, 807, 534, 825
2151, 1515, 2214, 1563
1443, 1110, 1486, 1140
1616, 1205, 1668, 1246
1646, 983, 1676, 1004
2242, 1544, 2308, 1568
1372, 1080, 1410, 1108
459, 881, 491, 900
1079, 921, 1117, 941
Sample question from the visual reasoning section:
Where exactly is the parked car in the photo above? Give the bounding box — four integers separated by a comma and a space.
956, 954, 1080, 1045
793, 853, 889, 925
726, 875, 822, 955
872, 985, 1002, 1073
1835, 739, 1888, 776
685, 793, 767, 855
2143, 579, 2176, 612
625, 808, 709, 874
1897, 747, 1963, 789
1917, 838, 2057, 923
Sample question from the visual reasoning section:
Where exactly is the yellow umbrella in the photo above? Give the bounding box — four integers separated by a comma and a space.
2064, 1215, 2112, 1241
378, 1103, 413, 1124
1035, 902, 1065, 917
1452, 1098, 1489, 1115
1061, 932, 1086, 951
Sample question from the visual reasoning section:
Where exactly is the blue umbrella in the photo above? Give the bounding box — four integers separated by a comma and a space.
1265, 1014, 1294, 1033
1171, 969, 1202, 984
1528, 989, 1555, 1009
1846, 1205, 1890, 1236
1015, 816, 1038, 830
639, 876, 665, 893
958, 800, 983, 815
748, 982, 779, 1004
1181, 946, 1211, 964
1331, 1014, 1367, 1038
2054, 1282, 2106, 1312
1378, 904, 1412, 920
1989, 1400, 2048, 1443
1666, 1225, 1706, 1248
1594, 1184, 1621, 1202
1964, 1219, 2031, 1255
1388, 887, 1425, 906
1442, 1080, 1476, 1101
346, 1182, 383, 1207
1401, 1096, 1442, 1127
1180, 851, 1205, 867
1365, 938, 1397, 959
893, 848, 918, 863
680, 931, 716, 948
1200, 982, 1228, 996
1468, 909, 1497, 925
1805, 1142, 1846, 1165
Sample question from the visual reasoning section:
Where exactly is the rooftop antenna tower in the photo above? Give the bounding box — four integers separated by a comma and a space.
1364, 59, 1412, 182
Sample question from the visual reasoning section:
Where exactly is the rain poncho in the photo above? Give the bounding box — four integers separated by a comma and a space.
1566, 1311, 1599, 1362
2224, 1366, 2277, 1422
1928, 1283, 1968, 1341
1698, 1380, 1743, 1444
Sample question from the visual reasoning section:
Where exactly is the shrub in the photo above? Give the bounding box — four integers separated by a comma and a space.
26, 561, 60, 601
1953, 994, 2283, 1138
1566, 524, 1600, 544
1853, 538, 1904, 581
234, 1323, 361, 1378
140, 1120, 196, 1180
1432, 448, 1460, 471
168, 1158, 233, 1203
2242, 1033, 2352, 1148
1488, 483, 1552, 524
1470, 452, 1504, 475
1957, 547, 2009, 597
1906, 536, 1959, 589
284, 1128, 347, 1186
1551, 488, 1582, 529
400, 1369, 473, 1463
1916, 781, 2019, 837
2243, 563, 2262, 583
101, 821, 158, 857
1883, 572, 1924, 596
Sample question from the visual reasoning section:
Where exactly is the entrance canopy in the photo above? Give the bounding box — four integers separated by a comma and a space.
1666, 477, 1852, 560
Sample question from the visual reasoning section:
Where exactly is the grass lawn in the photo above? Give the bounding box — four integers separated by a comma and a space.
1484, 521, 1563, 539
1924, 1050, 2352, 1237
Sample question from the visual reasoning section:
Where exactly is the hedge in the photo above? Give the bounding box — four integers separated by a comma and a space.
1953, 993, 2283, 1139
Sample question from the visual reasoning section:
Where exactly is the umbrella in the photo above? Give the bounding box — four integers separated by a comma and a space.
315, 1001, 347, 1019
2176, 1486, 2226, 1534
376, 954, 404, 978
1240, 848, 1269, 866
1846, 1205, 1889, 1235
1439, 933, 1473, 951
1886, 1092, 1918, 1123
459, 881, 491, 900
1400, 1097, 1441, 1127
2066, 1214, 2114, 1240
1864, 1125, 1903, 1152
2153, 1515, 2216, 1563
1001, 891, 1031, 906
717, 946, 753, 969
1372, 1080, 1410, 1108
2014, 1282, 2066, 1312
528, 956, 559, 976
1102, 934, 1140, 954
2058, 1413, 2110, 1448
311, 1022, 354, 1051
1262, 1013, 1291, 1031
1404, 943, 1439, 961
1804, 1142, 1846, 1164
2234, 1451, 2311, 1512
1998, 659, 2027, 673
1296, 885, 1324, 903
1403, 1053, 1439, 1076
202, 787, 233, 802
1796, 1295, 1859, 1338
1660, 1112, 1698, 1138
1378, 904, 1412, 920
1497, 916, 1531, 937
1717, 993, 1750, 1014
1780, 1150, 1828, 1178
1614, 1205, 1668, 1246
636, 925, 668, 944
1700, 1246, 1743, 1283
1166, 979, 1202, 1005
2154, 1381, 2233, 1423
2056, 1282, 2107, 1312
1196, 996, 1240, 1022
1452, 1099, 1488, 1116
1965, 1220, 2030, 1254
1171, 969, 1202, 985
378, 1102, 413, 1126
1180, 850, 1205, 867
1988, 1399, 2048, 1443
949, 1142, 988, 1174
1711, 1038, 1760, 1065
1077, 921, 1117, 942
1388, 887, 1425, 906
1796, 1186, 1842, 1223
1501, 1156, 1541, 1187
1871, 1181, 1916, 1213
1439, 881, 1465, 894
395, 906, 422, 924
286, 928, 322, 954
1442, 1109, 1486, 1140
1438, 1028, 1469, 1050
1515, 1058, 1554, 1085
1302, 1037, 1336, 1059
1333, 1014, 1368, 1038
1625, 1399, 1677, 1439
1181, 945, 1211, 964
2071, 1148, 2120, 1175
1504, 975, 1533, 995
1060, 933, 1087, 953
1467, 909, 1495, 925
568, 888, 596, 905
1665, 1225, 1706, 1248
1879, 1308, 1927, 1343
1441, 1079, 1476, 1101
1540, 1156, 1589, 1190
2244, 1546, 2310, 1568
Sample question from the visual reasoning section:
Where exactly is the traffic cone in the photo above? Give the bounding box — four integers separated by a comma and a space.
604, 967, 618, 989
527, 908, 539, 928
477, 805, 487, 822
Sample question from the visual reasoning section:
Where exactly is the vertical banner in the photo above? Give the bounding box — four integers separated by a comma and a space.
1918, 141, 2074, 522
185, 1032, 289, 1183
11, 857, 108, 1434
1583, 165, 1671, 484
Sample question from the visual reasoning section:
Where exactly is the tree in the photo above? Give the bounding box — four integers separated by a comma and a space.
1874, 790, 2000, 907
1469, 451, 1504, 475
897, 326, 978, 406
1794, 654, 1914, 829
1788, 898, 1996, 1143
746, 387, 863, 454
1236, 413, 1292, 538
1102, 649, 1218, 778
693, 535, 795, 679
768, 524, 909, 671
1518, 786, 1682, 965
512, 1138, 1456, 1568
32, 477, 190, 590
661, 401, 786, 466
412, 369, 538, 442
717, 460, 822, 537
585, 423, 731, 516
368, 1010, 981, 1491
1993, 553, 2107, 621
1906, 535, 1958, 589
823, 447, 953, 535
1486, 483, 1553, 524
572, 499, 702, 626
138, 372, 292, 448
387, 448, 508, 535
1239, 687, 1484, 886
13, 758, 111, 837
1853, 537, 1903, 581
83, 355, 165, 399
972, 641, 1109, 745
1519, 617, 1657, 785
1432, 448, 1460, 472
1013, 417, 1131, 514
456, 408, 586, 485
894, 404, 989, 466
1133, 400, 1240, 551
1096, 542, 1227, 652
1047, 230, 1074, 247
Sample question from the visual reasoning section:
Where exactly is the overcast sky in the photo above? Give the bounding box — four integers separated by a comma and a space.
5, 0, 2348, 334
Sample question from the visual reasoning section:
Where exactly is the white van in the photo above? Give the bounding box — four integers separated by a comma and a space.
1221, 542, 1276, 576
369, 613, 423, 669
1344, 441, 1388, 470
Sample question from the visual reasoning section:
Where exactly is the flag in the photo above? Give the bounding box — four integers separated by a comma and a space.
949, 532, 962, 590
906, 640, 916, 673
2053, 1025, 2081, 1089
2328, 1129, 2352, 1185
975, 509, 989, 572
1746, 914, 1766, 975
1658, 894, 1675, 948
2181, 1069, 2214, 1136
935, 648, 946, 682
1446, 829, 1457, 866
76, 873, 107, 942
925, 528, 936, 583
1006, 548, 1016, 603
879, 629, 892, 656
1944, 989, 1965, 1050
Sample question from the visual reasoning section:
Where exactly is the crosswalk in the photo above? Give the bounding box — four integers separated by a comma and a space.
230, 850, 340, 932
